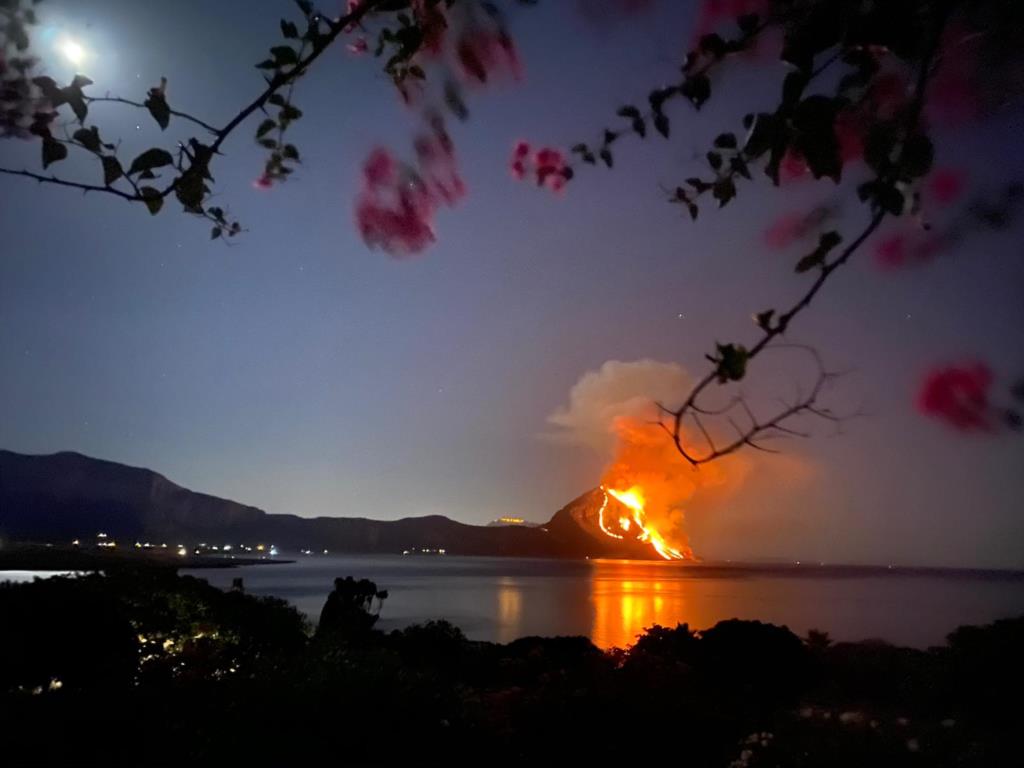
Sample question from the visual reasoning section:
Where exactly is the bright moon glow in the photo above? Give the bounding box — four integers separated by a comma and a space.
57, 38, 88, 67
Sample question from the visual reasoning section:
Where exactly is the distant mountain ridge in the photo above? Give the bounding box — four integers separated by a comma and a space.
0, 450, 659, 559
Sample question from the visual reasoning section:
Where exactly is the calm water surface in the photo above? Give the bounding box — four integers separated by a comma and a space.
186, 555, 1024, 649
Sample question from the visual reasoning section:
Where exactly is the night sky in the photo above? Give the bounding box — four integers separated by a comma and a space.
2, 0, 1022, 568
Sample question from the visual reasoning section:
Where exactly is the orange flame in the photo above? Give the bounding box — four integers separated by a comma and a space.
603, 485, 693, 561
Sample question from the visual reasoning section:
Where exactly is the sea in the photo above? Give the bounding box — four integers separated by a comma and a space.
5, 555, 1021, 649
158, 554, 1024, 649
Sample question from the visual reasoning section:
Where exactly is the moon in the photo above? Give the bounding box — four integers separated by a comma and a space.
56, 37, 88, 67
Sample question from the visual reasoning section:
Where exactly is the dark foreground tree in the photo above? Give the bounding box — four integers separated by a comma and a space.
0, 570, 1021, 765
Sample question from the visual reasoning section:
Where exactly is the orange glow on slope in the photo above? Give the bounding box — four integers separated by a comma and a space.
603, 486, 694, 561
597, 489, 624, 539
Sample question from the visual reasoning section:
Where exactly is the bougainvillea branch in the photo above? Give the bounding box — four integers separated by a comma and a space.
0, 0, 390, 235
644, 0, 954, 465
84, 95, 221, 135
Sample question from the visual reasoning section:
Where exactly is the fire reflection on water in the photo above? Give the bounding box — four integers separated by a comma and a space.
590, 561, 714, 649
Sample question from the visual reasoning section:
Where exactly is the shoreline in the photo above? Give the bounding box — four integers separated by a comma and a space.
0, 544, 293, 572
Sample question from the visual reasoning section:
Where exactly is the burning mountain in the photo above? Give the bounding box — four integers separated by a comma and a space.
548, 360, 746, 561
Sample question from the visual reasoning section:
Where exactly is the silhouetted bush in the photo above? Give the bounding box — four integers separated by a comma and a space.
0, 571, 1018, 765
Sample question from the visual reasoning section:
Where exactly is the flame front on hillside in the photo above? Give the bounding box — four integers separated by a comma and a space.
600, 485, 694, 560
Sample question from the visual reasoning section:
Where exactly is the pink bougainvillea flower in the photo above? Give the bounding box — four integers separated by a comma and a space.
414, 115, 466, 206
509, 142, 569, 192
252, 175, 273, 191
362, 147, 396, 187
346, 37, 368, 55
355, 117, 467, 257
534, 147, 567, 191
927, 168, 968, 206
356, 195, 436, 256
509, 141, 531, 180
874, 226, 951, 269
780, 149, 808, 182
917, 363, 994, 432
344, 0, 365, 32
834, 110, 865, 164
355, 147, 435, 256
874, 233, 907, 268
763, 212, 807, 249
762, 206, 835, 249
411, 0, 447, 57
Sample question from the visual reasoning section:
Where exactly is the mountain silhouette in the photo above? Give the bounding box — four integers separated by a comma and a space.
0, 450, 661, 559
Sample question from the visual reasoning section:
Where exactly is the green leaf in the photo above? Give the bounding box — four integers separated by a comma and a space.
654, 113, 670, 138
65, 92, 88, 123
31, 76, 62, 104
713, 177, 736, 207
792, 95, 842, 182
900, 133, 934, 179
782, 71, 808, 109
211, 226, 222, 240
256, 119, 276, 138
819, 231, 842, 251
282, 144, 300, 161
714, 343, 749, 383
742, 112, 777, 159
714, 132, 737, 149
864, 122, 897, 173
73, 126, 102, 152
41, 138, 67, 169
444, 81, 469, 121
280, 19, 299, 39
616, 105, 641, 119
255, 59, 277, 70
145, 92, 171, 130
796, 231, 842, 272
599, 148, 613, 168
681, 74, 711, 108
139, 187, 163, 215
795, 252, 825, 273
699, 33, 726, 58
737, 13, 760, 34
271, 46, 299, 67
754, 310, 775, 331
101, 155, 123, 186
729, 156, 752, 180
174, 170, 206, 212
128, 148, 175, 176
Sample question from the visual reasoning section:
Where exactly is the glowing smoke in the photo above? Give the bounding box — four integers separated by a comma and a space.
547, 359, 751, 557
